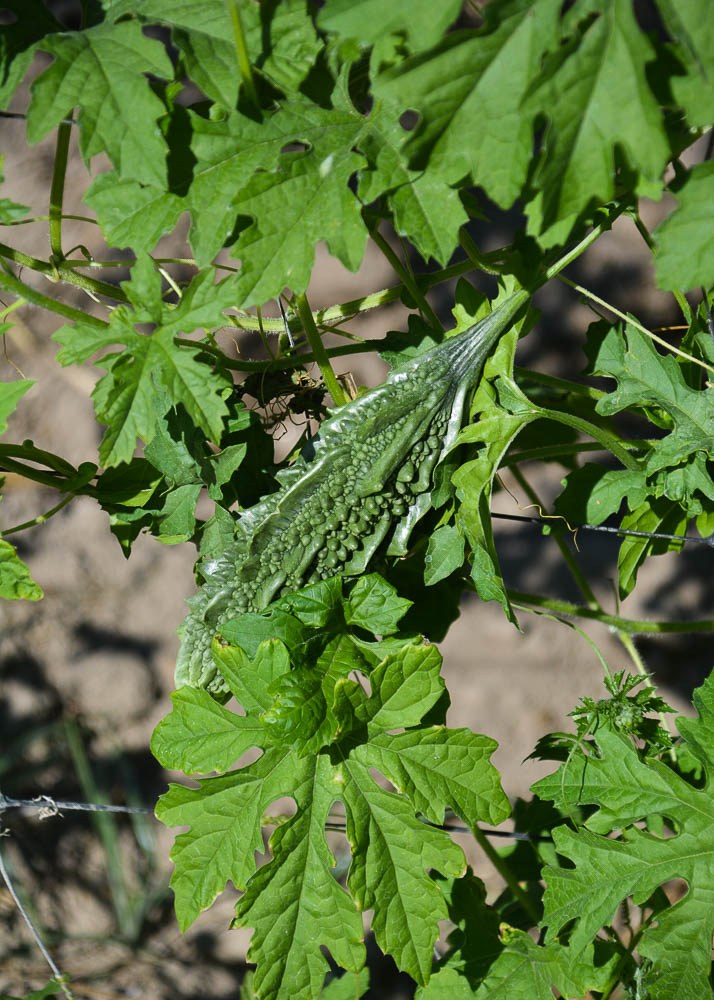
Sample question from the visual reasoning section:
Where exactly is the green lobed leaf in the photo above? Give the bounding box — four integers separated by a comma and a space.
0, 378, 34, 434
234, 754, 366, 1000
156, 581, 508, 997
151, 685, 263, 775
655, 162, 714, 291
344, 573, 412, 635
52, 256, 234, 466
227, 145, 367, 308
28, 20, 173, 185
424, 524, 465, 586
616, 497, 688, 600
534, 671, 714, 1000
586, 321, 714, 473
656, 0, 714, 128
373, 0, 560, 211
358, 642, 444, 734
83, 171, 184, 253
553, 463, 648, 527
356, 104, 469, 266
0, 0, 64, 109
318, 0, 462, 53
523, 0, 669, 231
105, 0, 321, 106
471, 929, 615, 1000
0, 539, 43, 601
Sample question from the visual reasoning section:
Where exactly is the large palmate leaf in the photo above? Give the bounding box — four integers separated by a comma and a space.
0, 0, 64, 108
523, 0, 668, 232
104, 0, 321, 106
318, 0, 462, 53
28, 19, 173, 185
655, 161, 714, 292
357, 104, 468, 266
154, 576, 509, 1000
656, 0, 714, 129
533, 670, 714, 1000
52, 255, 234, 466
373, 0, 558, 212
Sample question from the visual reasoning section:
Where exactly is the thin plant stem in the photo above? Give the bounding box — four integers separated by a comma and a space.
514, 366, 606, 401
0, 494, 74, 536
49, 121, 72, 262
0, 266, 110, 327
295, 292, 348, 406
557, 274, 714, 376
5, 213, 98, 226
459, 228, 504, 275
544, 206, 625, 282
0, 296, 25, 321
507, 589, 714, 634
225, 0, 260, 112
370, 226, 443, 330
0, 241, 127, 304
0, 842, 75, 999
538, 405, 641, 471
471, 823, 540, 923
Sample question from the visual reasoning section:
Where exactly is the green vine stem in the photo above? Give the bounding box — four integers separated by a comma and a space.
502, 441, 646, 467
557, 274, 714, 377
369, 226, 443, 331
49, 121, 72, 262
0, 494, 74, 536
0, 266, 109, 327
508, 589, 714, 634
0, 242, 127, 304
471, 823, 540, 924
514, 366, 607, 402
538, 406, 641, 472
224, 0, 260, 113
295, 291, 348, 406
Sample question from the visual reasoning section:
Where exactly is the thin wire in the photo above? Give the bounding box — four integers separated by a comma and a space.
0, 794, 549, 841
0, 793, 154, 815
0, 840, 74, 998
492, 511, 714, 549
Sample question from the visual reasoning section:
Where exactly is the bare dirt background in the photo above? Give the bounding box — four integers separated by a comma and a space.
1, 67, 712, 1000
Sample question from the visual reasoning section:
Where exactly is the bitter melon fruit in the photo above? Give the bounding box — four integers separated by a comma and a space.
176, 292, 527, 696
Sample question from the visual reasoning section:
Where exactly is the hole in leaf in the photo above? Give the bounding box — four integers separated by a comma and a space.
280, 141, 310, 155
399, 110, 419, 132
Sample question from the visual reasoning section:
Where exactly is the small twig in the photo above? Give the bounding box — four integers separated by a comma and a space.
0, 838, 75, 999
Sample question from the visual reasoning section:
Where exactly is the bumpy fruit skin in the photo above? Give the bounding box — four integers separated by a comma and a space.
176, 296, 526, 696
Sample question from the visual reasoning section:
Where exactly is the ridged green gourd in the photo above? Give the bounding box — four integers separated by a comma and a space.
176, 293, 527, 696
